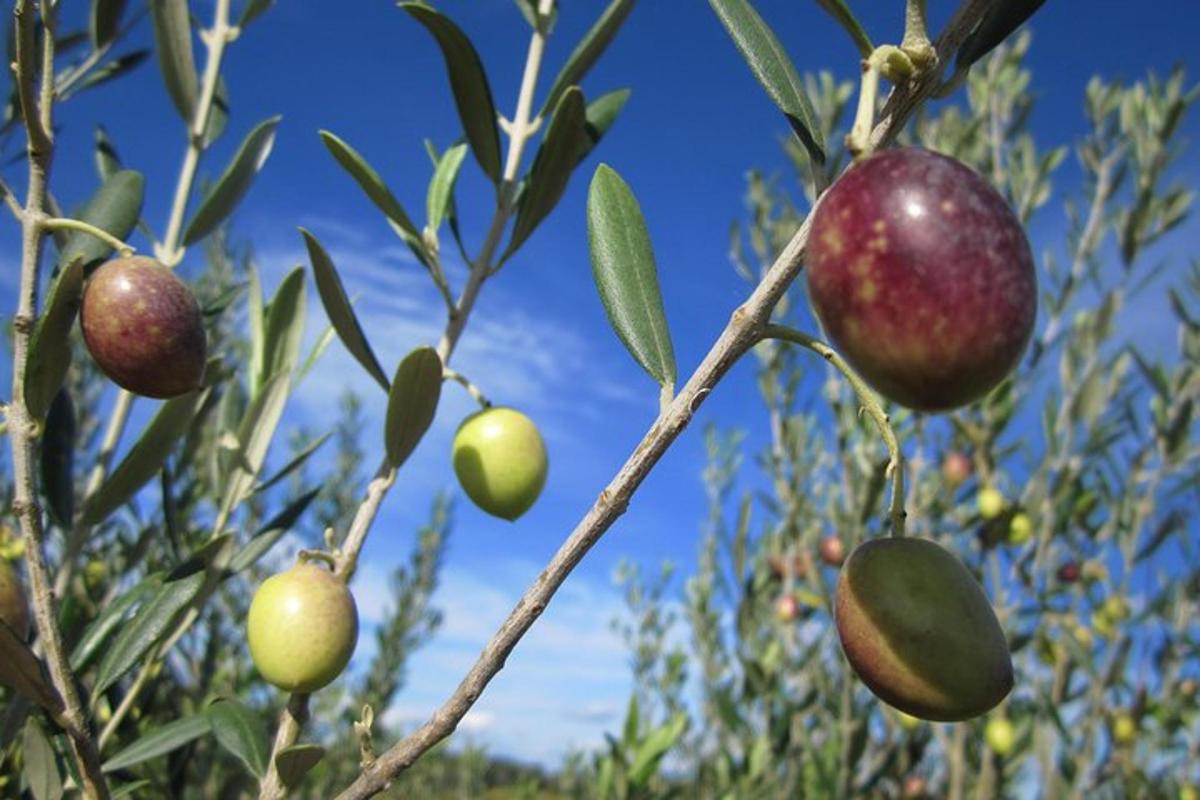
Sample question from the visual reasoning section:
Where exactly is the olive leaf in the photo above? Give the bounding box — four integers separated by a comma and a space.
217, 371, 291, 522
94, 125, 122, 180
0, 621, 63, 715
93, 567, 207, 694
81, 387, 209, 526
708, 0, 825, 164
385, 347, 443, 469
402, 2, 502, 185
183, 116, 282, 247
258, 266, 306, 388
319, 130, 429, 266
39, 389, 76, 528
956, 0, 1048, 71
274, 744, 325, 789
504, 86, 588, 260
55, 168, 145, 273
239, 0, 275, 29
539, 0, 636, 117
301, 228, 390, 391
91, 0, 129, 49
426, 142, 469, 235
150, 0, 198, 123
22, 717, 62, 800
578, 88, 630, 166
70, 575, 160, 670
586, 164, 676, 391
24, 258, 84, 421
102, 715, 212, 772
813, 0, 873, 57
229, 486, 321, 573
208, 699, 269, 778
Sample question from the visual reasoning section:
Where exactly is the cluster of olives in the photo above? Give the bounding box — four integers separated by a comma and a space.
807, 148, 1040, 721
74, 254, 551, 693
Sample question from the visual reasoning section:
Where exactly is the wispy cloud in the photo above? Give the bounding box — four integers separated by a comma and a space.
364, 557, 633, 768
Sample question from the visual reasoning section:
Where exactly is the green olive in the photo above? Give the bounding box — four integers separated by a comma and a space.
452, 407, 548, 521
247, 562, 358, 693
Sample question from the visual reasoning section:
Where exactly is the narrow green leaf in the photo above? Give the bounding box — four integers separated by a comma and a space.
505, 87, 588, 259
274, 744, 325, 790
578, 88, 630, 166
94, 125, 123, 181
39, 389, 76, 528
540, 0, 636, 117
182, 115, 281, 246
1135, 511, 1183, 563
253, 434, 330, 495
956, 0, 1048, 70
247, 262, 266, 397
230, 487, 320, 573
0, 622, 63, 714
55, 168, 145, 272
426, 142, 469, 234
63, 50, 149, 99
385, 347, 443, 469
239, 0, 275, 28
70, 575, 160, 671
101, 715, 212, 772
709, 0, 825, 164
94, 568, 206, 694
402, 2, 502, 184
318, 130, 427, 257
259, 266, 306, 386
813, 0, 873, 57
203, 74, 230, 147
301, 228, 390, 391
586, 164, 676, 389
208, 699, 269, 778
24, 259, 84, 421
150, 0, 198, 123
82, 388, 208, 525
22, 717, 62, 800
295, 324, 336, 387
217, 372, 291, 520
91, 0, 129, 49
630, 714, 686, 786
110, 781, 152, 799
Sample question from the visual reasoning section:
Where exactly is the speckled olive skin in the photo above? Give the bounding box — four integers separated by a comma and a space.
806, 147, 1036, 412
452, 407, 548, 521
80, 256, 207, 398
0, 560, 31, 641
835, 537, 1013, 721
247, 563, 358, 694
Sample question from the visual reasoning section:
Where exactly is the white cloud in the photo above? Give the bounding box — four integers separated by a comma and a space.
363, 557, 634, 768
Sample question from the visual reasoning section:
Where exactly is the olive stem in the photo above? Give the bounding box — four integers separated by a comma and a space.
846, 45, 914, 159
759, 324, 906, 538
6, 3, 110, 796
443, 368, 492, 409
40, 216, 135, 256
257, 694, 311, 799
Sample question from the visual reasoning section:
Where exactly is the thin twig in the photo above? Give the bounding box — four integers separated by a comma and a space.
6, 2, 109, 796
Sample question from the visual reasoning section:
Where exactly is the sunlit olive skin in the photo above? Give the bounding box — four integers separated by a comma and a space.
452, 407, 548, 521
0, 560, 31, 640
807, 147, 1036, 412
80, 256, 207, 398
247, 563, 358, 693
835, 537, 1013, 721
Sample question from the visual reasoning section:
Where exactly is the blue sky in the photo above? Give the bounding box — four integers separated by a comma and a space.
2, 0, 1199, 769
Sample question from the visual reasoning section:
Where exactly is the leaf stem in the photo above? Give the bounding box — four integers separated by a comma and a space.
40, 216, 134, 255
760, 325, 906, 537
